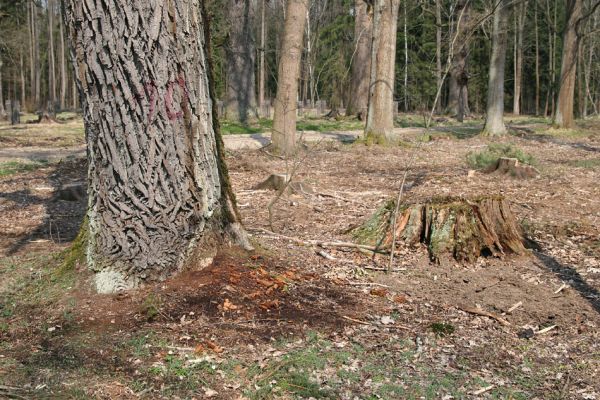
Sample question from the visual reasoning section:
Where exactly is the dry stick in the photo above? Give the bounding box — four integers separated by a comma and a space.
507, 301, 523, 313
387, 2, 471, 273
459, 306, 511, 326
251, 228, 387, 254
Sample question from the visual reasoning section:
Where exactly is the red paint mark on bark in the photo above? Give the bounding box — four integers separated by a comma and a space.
165, 76, 189, 121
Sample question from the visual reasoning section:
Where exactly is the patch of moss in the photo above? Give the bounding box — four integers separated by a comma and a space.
430, 322, 455, 336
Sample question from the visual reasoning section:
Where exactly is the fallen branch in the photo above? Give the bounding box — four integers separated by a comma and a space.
342, 315, 372, 325
250, 228, 388, 254
459, 306, 511, 326
346, 282, 390, 288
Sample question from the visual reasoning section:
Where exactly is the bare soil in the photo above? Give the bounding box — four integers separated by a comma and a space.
0, 119, 599, 399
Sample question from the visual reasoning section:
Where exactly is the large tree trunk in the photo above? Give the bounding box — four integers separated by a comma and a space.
554, 0, 583, 128
347, 0, 372, 119
272, 0, 308, 155
64, 0, 250, 293
513, 0, 527, 115
435, 0, 442, 114
482, 0, 510, 136
224, 0, 258, 124
364, 0, 400, 143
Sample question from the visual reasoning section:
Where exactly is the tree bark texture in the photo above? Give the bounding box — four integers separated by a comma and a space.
347, 0, 372, 119
365, 0, 400, 142
483, 0, 510, 136
64, 0, 248, 293
554, 0, 582, 128
272, 0, 308, 155
224, 0, 258, 124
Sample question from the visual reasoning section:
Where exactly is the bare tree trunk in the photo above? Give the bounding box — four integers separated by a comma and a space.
225, 0, 258, 124
48, 0, 57, 112
365, 0, 401, 143
447, 0, 470, 117
583, 13, 597, 117
59, 9, 67, 110
63, 0, 249, 293
31, 0, 41, 109
554, 0, 582, 128
535, 2, 540, 115
0, 60, 4, 117
20, 54, 26, 108
258, 0, 266, 110
482, 0, 510, 136
347, 0, 372, 119
513, 0, 527, 115
403, 0, 408, 111
435, 0, 442, 114
272, 0, 308, 155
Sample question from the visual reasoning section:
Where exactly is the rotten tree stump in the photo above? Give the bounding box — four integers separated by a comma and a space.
486, 157, 539, 179
354, 196, 526, 262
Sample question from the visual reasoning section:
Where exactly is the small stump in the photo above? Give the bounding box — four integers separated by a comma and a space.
486, 157, 539, 179
354, 196, 526, 262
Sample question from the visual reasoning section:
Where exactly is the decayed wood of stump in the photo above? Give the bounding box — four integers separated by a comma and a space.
355, 196, 526, 262
486, 157, 539, 179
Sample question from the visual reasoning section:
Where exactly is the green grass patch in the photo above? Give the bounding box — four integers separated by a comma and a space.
466, 143, 535, 169
0, 160, 49, 177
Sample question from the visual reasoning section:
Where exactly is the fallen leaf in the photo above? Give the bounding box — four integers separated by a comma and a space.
223, 298, 239, 311
370, 288, 388, 297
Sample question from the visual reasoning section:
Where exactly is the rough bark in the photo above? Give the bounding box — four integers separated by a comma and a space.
554, 0, 583, 128
364, 0, 400, 143
224, 0, 258, 124
64, 0, 249, 293
272, 0, 308, 155
513, 0, 527, 115
482, 0, 510, 136
347, 0, 372, 119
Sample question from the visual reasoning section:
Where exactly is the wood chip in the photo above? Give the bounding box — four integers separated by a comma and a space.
472, 385, 495, 395
536, 325, 557, 335
554, 283, 567, 294
507, 301, 523, 313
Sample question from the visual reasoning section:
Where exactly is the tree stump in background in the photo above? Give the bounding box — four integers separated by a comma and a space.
354, 196, 526, 262
486, 157, 539, 179
10, 100, 20, 125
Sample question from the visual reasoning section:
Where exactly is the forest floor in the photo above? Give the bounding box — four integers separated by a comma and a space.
0, 115, 599, 399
